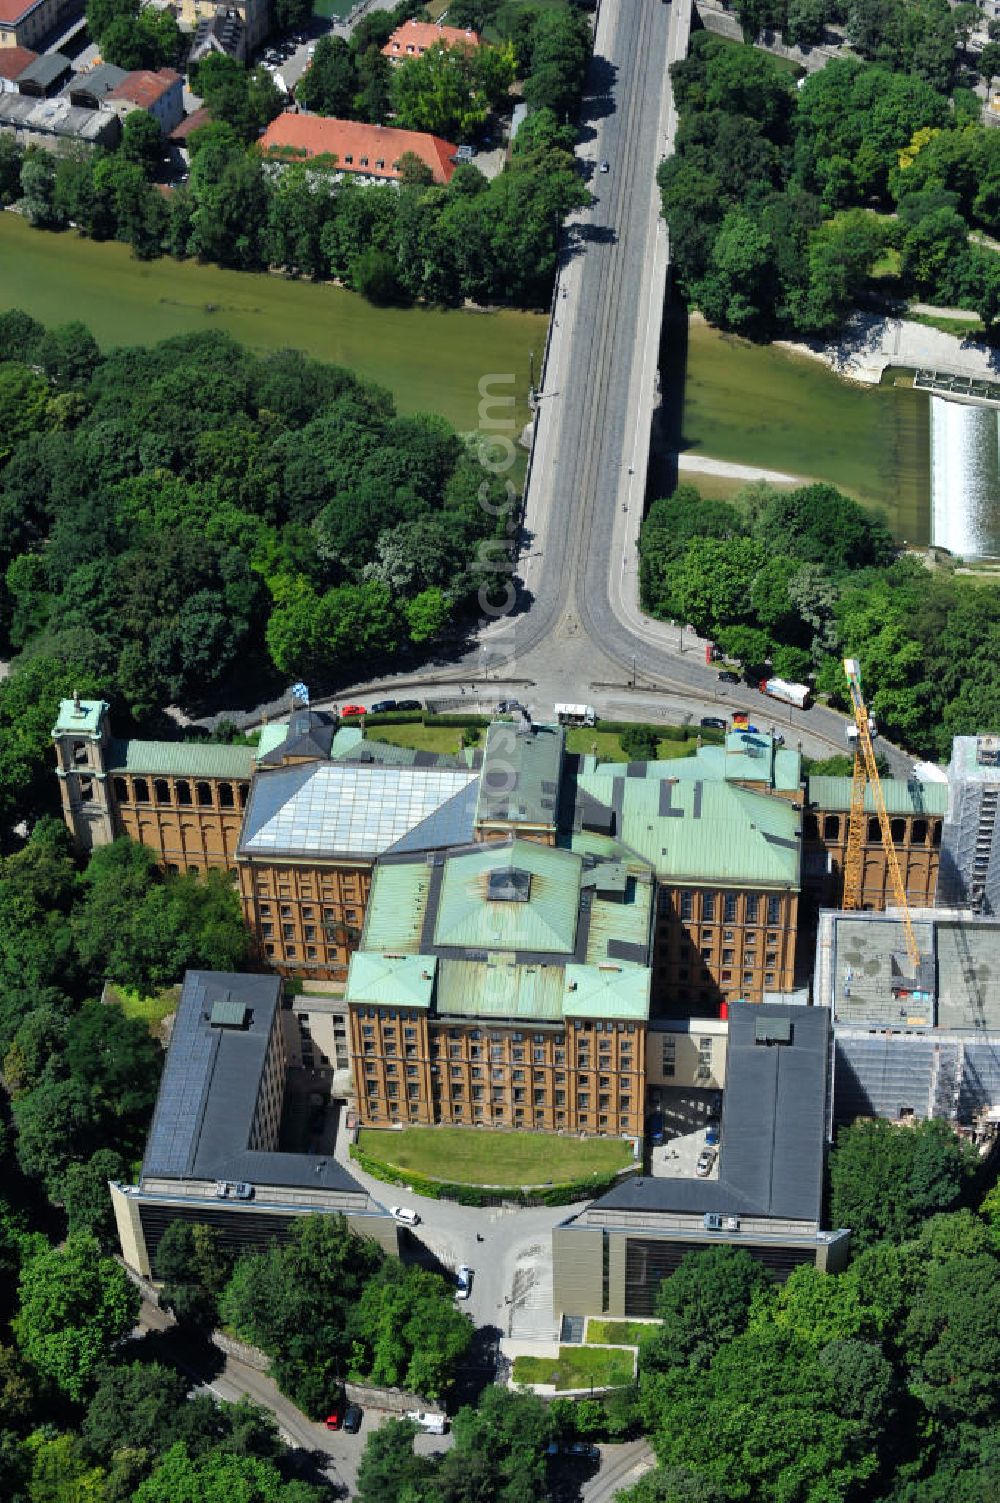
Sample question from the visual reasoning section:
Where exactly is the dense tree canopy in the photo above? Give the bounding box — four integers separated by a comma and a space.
661, 36, 1000, 334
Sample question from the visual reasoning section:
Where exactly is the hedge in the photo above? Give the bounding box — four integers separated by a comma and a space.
361, 711, 424, 726
593, 719, 726, 745
349, 1146, 630, 1207
422, 713, 492, 728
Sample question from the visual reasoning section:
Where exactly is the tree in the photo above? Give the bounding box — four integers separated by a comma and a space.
355, 1419, 432, 1503
352, 1264, 473, 1399
61, 1149, 129, 1240
12, 1078, 101, 1195
620, 725, 660, 761
296, 35, 359, 117
668, 537, 769, 637
120, 110, 165, 179
829, 1118, 978, 1249
439, 1387, 554, 1503
714, 625, 772, 669
157, 1221, 234, 1327
81, 1360, 188, 1462
643, 1245, 770, 1375
134, 1442, 325, 1503
15, 1235, 139, 1402
19, 151, 62, 228
404, 586, 452, 644
902, 1252, 1000, 1423
753, 484, 894, 572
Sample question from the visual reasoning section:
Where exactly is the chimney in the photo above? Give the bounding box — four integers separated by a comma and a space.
73, 689, 82, 715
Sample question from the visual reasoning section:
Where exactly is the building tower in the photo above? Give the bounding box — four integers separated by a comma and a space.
51, 695, 117, 850
938, 735, 1000, 914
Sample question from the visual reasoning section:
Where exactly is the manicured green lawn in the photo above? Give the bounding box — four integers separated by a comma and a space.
366, 723, 482, 755
358, 1127, 633, 1186
313, 0, 352, 15
586, 1319, 659, 1346
0, 212, 543, 433
107, 983, 179, 1037
908, 311, 985, 337
513, 1344, 636, 1389
563, 728, 702, 762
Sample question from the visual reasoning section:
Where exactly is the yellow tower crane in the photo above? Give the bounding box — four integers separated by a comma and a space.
842, 657, 921, 971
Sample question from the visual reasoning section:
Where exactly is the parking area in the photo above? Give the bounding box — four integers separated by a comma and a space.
647, 1086, 722, 1180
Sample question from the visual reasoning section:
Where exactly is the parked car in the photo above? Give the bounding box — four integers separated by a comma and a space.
343, 1403, 363, 1434
324, 1403, 344, 1430
397, 698, 423, 711
497, 699, 525, 713
455, 1264, 473, 1299
598, 159, 610, 172
390, 1205, 420, 1226
696, 1147, 717, 1177
705, 1125, 720, 1146
709, 1092, 723, 1119
568, 1441, 601, 1459
405, 1411, 447, 1434
340, 704, 367, 717
700, 716, 727, 731
369, 699, 397, 714
647, 1110, 664, 1146
718, 671, 740, 684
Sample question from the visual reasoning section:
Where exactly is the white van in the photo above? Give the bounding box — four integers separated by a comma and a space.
555, 703, 596, 727
406, 1410, 447, 1433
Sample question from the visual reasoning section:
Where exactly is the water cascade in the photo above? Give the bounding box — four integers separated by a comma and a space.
930, 396, 1000, 558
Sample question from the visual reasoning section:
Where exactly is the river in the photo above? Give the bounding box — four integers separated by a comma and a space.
668, 313, 1000, 556
0, 210, 543, 434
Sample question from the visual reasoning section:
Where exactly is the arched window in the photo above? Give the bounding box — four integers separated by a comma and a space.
823, 814, 840, 840
113, 777, 128, 803
196, 781, 213, 807
134, 778, 150, 804
238, 783, 249, 808
154, 779, 171, 806
218, 782, 234, 808
867, 817, 880, 843
912, 819, 927, 844
932, 821, 942, 847
79, 777, 94, 804
176, 780, 192, 806
72, 741, 88, 766
804, 814, 818, 840
890, 818, 905, 845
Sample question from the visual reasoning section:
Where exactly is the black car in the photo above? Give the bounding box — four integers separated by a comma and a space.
343, 1403, 363, 1434
396, 699, 423, 711
717, 671, 740, 684
700, 716, 727, 731
369, 699, 397, 714
497, 699, 526, 713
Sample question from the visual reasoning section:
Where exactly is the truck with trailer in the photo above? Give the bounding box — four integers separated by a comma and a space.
555, 703, 597, 727
758, 678, 811, 710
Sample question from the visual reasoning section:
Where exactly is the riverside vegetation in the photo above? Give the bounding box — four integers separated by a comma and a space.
639, 479, 1000, 758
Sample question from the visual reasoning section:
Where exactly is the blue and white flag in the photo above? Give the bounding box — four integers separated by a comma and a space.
290, 682, 310, 705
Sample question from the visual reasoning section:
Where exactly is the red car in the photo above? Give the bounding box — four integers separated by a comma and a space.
325, 1406, 344, 1430
340, 705, 367, 717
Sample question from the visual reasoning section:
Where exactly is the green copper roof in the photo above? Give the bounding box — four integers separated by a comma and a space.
257, 723, 290, 758
563, 964, 650, 1020
361, 862, 432, 953
584, 733, 801, 794
106, 739, 256, 780
433, 840, 581, 954
52, 698, 107, 738
345, 952, 436, 1010
475, 721, 564, 828
436, 957, 566, 1019
807, 775, 949, 816
577, 772, 801, 889
586, 876, 653, 967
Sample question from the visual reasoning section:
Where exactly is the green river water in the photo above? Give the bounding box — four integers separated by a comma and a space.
667, 312, 933, 544
0, 211, 543, 433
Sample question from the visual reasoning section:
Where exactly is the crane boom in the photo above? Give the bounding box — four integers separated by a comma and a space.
842, 659, 921, 970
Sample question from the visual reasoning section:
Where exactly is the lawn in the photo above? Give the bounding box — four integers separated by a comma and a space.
586, 1319, 659, 1346
908, 311, 985, 337
512, 1344, 636, 1390
0, 213, 543, 434
366, 723, 481, 755
313, 0, 352, 15
358, 1126, 633, 1186
563, 729, 702, 762
106, 983, 179, 1038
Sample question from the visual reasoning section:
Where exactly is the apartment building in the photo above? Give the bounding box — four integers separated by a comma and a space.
803, 774, 945, 912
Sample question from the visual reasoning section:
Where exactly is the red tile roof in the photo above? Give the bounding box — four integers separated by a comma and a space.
259, 113, 457, 185
168, 105, 212, 142
0, 44, 36, 79
0, 0, 39, 24
107, 68, 181, 109
382, 18, 479, 59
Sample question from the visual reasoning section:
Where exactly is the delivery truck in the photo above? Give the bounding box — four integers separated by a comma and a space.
759, 678, 811, 710
555, 703, 597, 727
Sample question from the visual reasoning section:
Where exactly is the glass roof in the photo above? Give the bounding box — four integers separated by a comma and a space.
241, 763, 478, 857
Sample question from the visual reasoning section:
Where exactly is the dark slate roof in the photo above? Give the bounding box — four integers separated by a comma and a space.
592, 1004, 829, 1224
142, 970, 363, 1195
257, 709, 336, 766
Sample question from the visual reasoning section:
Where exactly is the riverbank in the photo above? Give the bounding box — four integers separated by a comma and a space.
776, 311, 1000, 388
0, 211, 544, 433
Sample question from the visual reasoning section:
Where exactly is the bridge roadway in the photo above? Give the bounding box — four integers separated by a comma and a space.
477, 0, 912, 775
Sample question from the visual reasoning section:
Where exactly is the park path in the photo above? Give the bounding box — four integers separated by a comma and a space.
777, 312, 1000, 386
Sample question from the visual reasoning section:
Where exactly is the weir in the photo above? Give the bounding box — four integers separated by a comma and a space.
930, 397, 1000, 559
